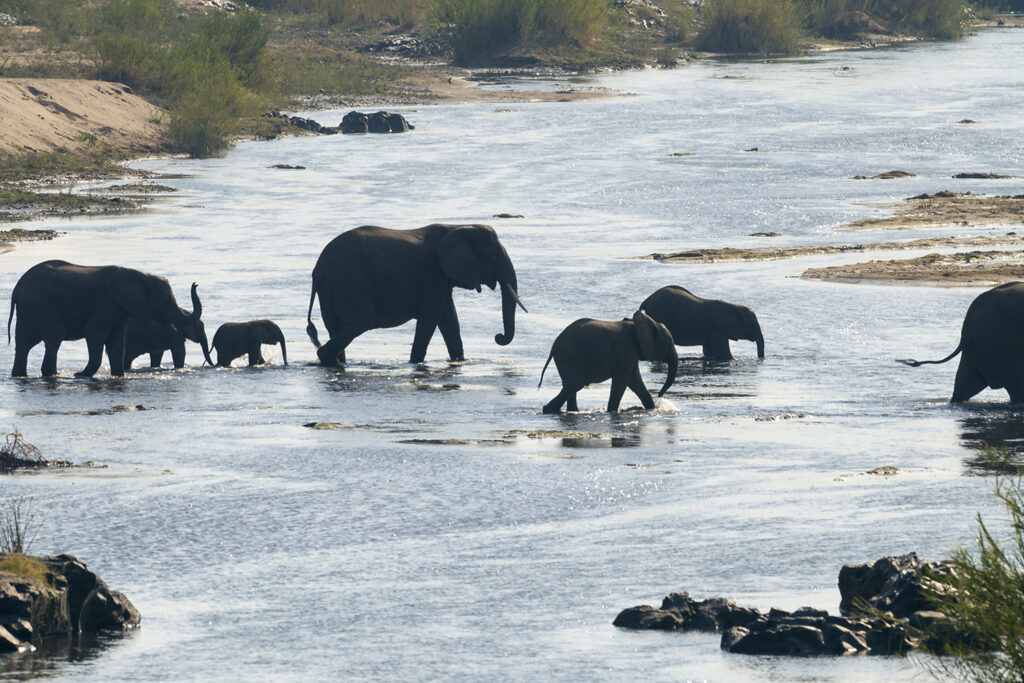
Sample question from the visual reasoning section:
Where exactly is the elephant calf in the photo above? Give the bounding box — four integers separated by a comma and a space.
899, 281, 1024, 403
212, 320, 287, 368
124, 317, 212, 370
641, 285, 764, 361
539, 311, 678, 413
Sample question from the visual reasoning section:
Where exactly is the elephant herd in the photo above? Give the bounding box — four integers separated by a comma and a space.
6, 223, 1024, 409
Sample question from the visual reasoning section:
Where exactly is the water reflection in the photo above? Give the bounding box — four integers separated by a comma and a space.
0, 632, 134, 680
959, 405, 1024, 473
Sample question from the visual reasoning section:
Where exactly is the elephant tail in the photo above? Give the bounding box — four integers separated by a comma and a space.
6, 287, 15, 345
306, 280, 321, 349
538, 351, 554, 389
897, 343, 962, 367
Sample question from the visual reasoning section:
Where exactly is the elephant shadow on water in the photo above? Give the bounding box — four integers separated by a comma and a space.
959, 407, 1024, 473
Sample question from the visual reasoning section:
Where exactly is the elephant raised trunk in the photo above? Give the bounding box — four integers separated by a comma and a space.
494, 251, 526, 346
179, 283, 213, 366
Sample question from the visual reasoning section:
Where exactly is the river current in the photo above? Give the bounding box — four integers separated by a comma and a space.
2, 27, 1024, 681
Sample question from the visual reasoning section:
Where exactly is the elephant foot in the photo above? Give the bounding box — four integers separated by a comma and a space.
317, 347, 341, 366
73, 371, 96, 378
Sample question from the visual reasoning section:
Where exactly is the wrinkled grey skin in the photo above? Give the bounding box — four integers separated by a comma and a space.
212, 319, 288, 367
539, 311, 678, 413
641, 285, 764, 361
124, 316, 213, 370
899, 281, 1024, 402
8, 260, 206, 378
307, 223, 526, 365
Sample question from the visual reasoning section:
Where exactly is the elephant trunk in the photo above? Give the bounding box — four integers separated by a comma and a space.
190, 283, 202, 322
658, 352, 678, 397
199, 331, 214, 367
278, 330, 288, 366
755, 332, 765, 359
494, 252, 525, 346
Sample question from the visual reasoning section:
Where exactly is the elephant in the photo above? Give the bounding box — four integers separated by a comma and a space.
306, 223, 526, 365
539, 311, 678, 413
212, 319, 288, 367
8, 260, 208, 378
640, 285, 764, 361
123, 317, 212, 370
899, 282, 1024, 403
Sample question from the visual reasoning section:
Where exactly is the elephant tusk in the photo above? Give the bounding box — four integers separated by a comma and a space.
504, 282, 528, 313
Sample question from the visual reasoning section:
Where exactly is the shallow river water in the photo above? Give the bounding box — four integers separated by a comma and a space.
2, 27, 1024, 681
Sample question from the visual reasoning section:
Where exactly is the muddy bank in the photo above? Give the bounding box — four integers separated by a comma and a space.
646, 233, 1024, 263
843, 192, 1024, 231
802, 250, 1024, 286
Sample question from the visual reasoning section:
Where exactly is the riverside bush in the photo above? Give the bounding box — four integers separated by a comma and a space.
439, 0, 606, 64
799, 0, 966, 39
696, 0, 803, 54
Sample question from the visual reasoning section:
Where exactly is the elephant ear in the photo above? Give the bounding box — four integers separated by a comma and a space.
438, 227, 482, 290
632, 310, 659, 361
712, 302, 746, 341
107, 268, 151, 319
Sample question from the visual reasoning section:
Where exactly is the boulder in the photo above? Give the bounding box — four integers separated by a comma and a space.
838, 552, 955, 618
340, 110, 414, 134
0, 553, 139, 654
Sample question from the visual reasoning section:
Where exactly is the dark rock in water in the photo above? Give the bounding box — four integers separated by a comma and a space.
952, 172, 1014, 179
838, 552, 955, 618
908, 190, 960, 200
269, 164, 305, 170
340, 110, 414, 134
614, 553, 957, 657
956, 118, 979, 124
852, 170, 916, 180
749, 231, 782, 237
0, 553, 139, 653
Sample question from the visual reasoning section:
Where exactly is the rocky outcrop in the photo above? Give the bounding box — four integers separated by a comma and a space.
614, 554, 958, 657
0, 554, 139, 654
339, 110, 414, 134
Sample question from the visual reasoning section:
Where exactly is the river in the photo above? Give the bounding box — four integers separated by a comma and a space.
1, 27, 1023, 681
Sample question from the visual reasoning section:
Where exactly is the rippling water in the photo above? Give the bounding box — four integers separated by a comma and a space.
2, 28, 1024, 681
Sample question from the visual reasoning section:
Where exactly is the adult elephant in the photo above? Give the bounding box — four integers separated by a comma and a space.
306, 223, 526, 365
124, 317, 213, 370
8, 260, 208, 378
640, 285, 764, 361
539, 311, 678, 413
212, 319, 287, 367
899, 282, 1024, 402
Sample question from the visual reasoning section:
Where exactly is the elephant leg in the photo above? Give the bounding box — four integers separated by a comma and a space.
543, 388, 570, 414
76, 335, 105, 377
317, 329, 355, 366
607, 372, 631, 413
702, 336, 733, 361
248, 342, 264, 366
566, 392, 579, 412
40, 340, 61, 377
171, 342, 185, 369
437, 297, 465, 362
12, 336, 35, 377
410, 316, 440, 364
150, 351, 164, 369
105, 327, 126, 377
628, 366, 655, 410
951, 359, 987, 403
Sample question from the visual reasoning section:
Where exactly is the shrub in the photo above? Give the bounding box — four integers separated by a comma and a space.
94, 34, 158, 90
696, 0, 803, 54
167, 57, 256, 157
439, 0, 607, 64
0, 496, 37, 555
663, 0, 698, 43
918, 450, 1024, 680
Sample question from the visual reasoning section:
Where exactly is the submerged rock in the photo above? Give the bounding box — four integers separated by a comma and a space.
614, 553, 957, 657
851, 170, 916, 179
0, 553, 139, 653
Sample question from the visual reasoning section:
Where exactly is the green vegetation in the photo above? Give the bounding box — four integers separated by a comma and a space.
0, 553, 50, 584
0, 493, 37, 554
438, 0, 607, 64
695, 0, 803, 54
915, 450, 1024, 680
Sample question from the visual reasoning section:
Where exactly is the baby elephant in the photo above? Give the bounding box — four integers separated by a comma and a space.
212, 320, 287, 367
540, 311, 678, 413
641, 285, 764, 361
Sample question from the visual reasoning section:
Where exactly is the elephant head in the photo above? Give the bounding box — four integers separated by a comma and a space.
254, 319, 288, 365
713, 302, 765, 358
633, 310, 678, 397
109, 272, 213, 365
438, 225, 526, 347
